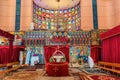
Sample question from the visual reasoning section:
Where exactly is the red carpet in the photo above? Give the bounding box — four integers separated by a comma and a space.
87, 75, 120, 80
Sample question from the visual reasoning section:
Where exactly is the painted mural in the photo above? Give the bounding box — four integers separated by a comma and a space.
9, 32, 25, 45
0, 36, 9, 46
70, 46, 90, 65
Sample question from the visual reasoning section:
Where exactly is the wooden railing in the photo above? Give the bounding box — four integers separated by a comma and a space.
97, 61, 120, 74
0, 62, 22, 79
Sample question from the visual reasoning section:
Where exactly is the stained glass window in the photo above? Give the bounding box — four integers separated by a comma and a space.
33, 2, 81, 31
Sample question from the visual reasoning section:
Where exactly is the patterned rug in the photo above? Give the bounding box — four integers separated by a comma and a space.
3, 67, 120, 80
87, 74, 120, 80
3, 71, 44, 80
3, 69, 76, 80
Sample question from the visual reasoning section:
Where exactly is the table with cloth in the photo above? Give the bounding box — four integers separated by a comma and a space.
44, 45, 70, 76
46, 62, 69, 76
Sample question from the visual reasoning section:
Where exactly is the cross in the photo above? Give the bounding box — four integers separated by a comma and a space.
53, 67, 58, 72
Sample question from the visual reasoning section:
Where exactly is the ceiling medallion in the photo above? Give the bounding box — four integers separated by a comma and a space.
56, 0, 60, 2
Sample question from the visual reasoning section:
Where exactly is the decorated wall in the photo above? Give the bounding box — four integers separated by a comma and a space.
0, 0, 120, 31
25, 31, 91, 46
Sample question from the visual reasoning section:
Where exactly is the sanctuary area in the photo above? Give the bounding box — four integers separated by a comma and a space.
0, 0, 120, 80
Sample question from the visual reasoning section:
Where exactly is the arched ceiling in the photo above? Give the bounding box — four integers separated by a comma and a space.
33, 0, 80, 10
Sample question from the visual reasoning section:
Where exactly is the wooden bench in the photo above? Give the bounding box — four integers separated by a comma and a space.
0, 62, 22, 79
0, 64, 6, 68
97, 61, 120, 75
0, 62, 19, 68
6, 62, 19, 67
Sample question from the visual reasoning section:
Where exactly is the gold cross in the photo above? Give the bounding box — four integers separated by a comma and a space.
53, 67, 59, 72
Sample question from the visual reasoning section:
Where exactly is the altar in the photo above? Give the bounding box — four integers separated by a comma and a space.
46, 62, 68, 76
44, 45, 69, 76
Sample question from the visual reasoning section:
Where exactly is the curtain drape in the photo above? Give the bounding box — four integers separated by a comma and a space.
12, 47, 25, 62
8, 40, 13, 63
101, 25, 120, 63
44, 46, 56, 63
102, 34, 120, 63
0, 46, 9, 64
59, 46, 69, 62
44, 45, 70, 63
90, 45, 101, 63
101, 34, 120, 63
0, 46, 25, 64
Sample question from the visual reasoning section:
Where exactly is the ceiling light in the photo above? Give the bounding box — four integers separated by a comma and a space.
56, 0, 60, 2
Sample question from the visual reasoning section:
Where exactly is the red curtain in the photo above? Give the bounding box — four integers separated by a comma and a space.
44, 45, 70, 63
102, 39, 111, 62
8, 40, 13, 63
0, 46, 25, 64
44, 46, 56, 63
100, 25, 120, 63
102, 35, 120, 63
12, 48, 20, 62
0, 29, 15, 64
91, 45, 101, 63
0, 47, 2, 63
59, 46, 69, 62
102, 31, 120, 63
12, 47, 25, 62
0, 46, 9, 64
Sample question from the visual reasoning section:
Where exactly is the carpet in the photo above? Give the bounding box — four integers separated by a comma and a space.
3, 69, 76, 80
3, 67, 120, 80
3, 71, 43, 80
87, 74, 120, 80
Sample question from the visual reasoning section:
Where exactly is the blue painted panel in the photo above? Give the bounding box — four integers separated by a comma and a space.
15, 0, 21, 31
92, 0, 98, 29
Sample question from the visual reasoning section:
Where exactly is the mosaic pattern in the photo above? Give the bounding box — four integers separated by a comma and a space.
25, 31, 91, 46
33, 2, 81, 31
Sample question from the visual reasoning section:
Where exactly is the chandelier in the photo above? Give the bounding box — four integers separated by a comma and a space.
56, 0, 60, 2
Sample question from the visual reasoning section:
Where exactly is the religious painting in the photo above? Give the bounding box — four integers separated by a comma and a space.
9, 31, 25, 45
25, 46, 44, 65
0, 36, 9, 46
70, 46, 90, 66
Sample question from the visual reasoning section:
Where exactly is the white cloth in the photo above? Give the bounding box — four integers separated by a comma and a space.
19, 51, 23, 65
53, 56, 63, 62
30, 56, 39, 66
88, 56, 94, 68
25, 50, 31, 65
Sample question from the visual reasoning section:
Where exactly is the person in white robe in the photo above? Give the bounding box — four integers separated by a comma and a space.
88, 56, 94, 68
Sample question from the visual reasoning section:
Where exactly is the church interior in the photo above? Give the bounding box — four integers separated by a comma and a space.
0, 0, 120, 80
